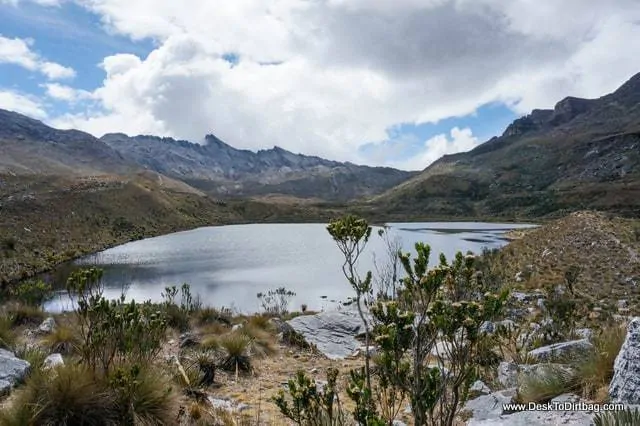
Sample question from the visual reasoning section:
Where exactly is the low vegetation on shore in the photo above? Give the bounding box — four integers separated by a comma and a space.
0, 211, 639, 425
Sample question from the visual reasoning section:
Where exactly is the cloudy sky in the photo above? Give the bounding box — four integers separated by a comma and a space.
1, 0, 639, 170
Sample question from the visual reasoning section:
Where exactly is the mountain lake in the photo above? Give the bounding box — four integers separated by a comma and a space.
43, 222, 537, 313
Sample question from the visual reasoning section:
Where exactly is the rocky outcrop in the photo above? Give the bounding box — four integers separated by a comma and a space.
0, 349, 30, 395
610, 317, 640, 404
466, 393, 593, 425
286, 307, 371, 359
462, 388, 516, 422
527, 339, 593, 363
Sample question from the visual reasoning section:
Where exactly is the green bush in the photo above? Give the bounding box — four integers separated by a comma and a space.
273, 368, 348, 426
256, 287, 296, 316
10, 279, 53, 306
66, 267, 168, 374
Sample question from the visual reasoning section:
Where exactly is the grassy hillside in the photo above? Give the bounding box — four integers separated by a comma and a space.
0, 173, 344, 287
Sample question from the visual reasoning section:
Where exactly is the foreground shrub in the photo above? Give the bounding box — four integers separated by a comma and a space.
575, 325, 626, 400
67, 267, 168, 374
42, 325, 80, 355
5, 303, 46, 327
109, 364, 179, 425
273, 368, 347, 426
218, 332, 253, 375
257, 287, 296, 316
161, 283, 202, 332
195, 306, 232, 327
0, 365, 118, 426
9, 279, 53, 307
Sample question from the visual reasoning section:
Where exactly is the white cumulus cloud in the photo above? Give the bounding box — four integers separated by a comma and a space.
0, 89, 47, 119
8, 0, 640, 168
0, 34, 75, 80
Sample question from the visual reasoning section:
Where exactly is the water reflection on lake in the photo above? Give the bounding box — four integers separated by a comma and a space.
44, 222, 536, 313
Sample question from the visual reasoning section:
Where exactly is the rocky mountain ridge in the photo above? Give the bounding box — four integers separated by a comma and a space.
371, 72, 640, 219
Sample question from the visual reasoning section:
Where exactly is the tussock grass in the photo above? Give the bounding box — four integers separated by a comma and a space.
246, 314, 272, 331
574, 325, 626, 401
0, 365, 118, 426
110, 365, 179, 426
195, 307, 232, 326
219, 332, 253, 374
4, 303, 46, 327
42, 325, 80, 355
0, 315, 15, 349
594, 407, 640, 426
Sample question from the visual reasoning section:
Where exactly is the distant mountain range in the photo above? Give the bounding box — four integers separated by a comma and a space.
2, 72, 640, 218
370, 72, 640, 219
0, 110, 415, 201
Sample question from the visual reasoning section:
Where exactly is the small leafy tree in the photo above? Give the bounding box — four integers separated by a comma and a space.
273, 368, 347, 426
327, 215, 374, 395
256, 287, 296, 316
540, 284, 577, 343
388, 242, 506, 426
564, 265, 581, 295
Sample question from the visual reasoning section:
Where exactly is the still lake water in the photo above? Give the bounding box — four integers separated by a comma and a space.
44, 222, 536, 313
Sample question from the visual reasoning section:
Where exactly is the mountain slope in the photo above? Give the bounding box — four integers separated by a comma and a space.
100, 133, 416, 201
0, 109, 136, 175
371, 72, 640, 219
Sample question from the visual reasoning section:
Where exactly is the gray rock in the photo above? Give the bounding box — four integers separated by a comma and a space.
430, 341, 453, 359
527, 339, 593, 363
179, 332, 200, 348
618, 300, 629, 309
470, 380, 491, 396
479, 321, 495, 334
462, 388, 516, 421
467, 409, 593, 425
38, 317, 56, 334
610, 317, 640, 404
43, 353, 64, 370
286, 307, 371, 359
231, 324, 243, 332
392, 421, 407, 426
550, 393, 581, 404
497, 362, 519, 389
0, 349, 30, 395
574, 328, 593, 340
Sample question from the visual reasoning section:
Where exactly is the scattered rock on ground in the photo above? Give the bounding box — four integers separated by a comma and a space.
470, 380, 491, 396
462, 388, 516, 422
286, 307, 371, 359
527, 339, 593, 363
43, 353, 64, 370
37, 317, 56, 334
610, 317, 640, 404
497, 362, 518, 388
179, 332, 200, 348
0, 349, 30, 395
